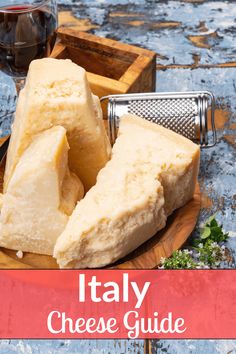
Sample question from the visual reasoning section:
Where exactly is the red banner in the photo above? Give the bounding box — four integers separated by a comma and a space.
0, 270, 235, 339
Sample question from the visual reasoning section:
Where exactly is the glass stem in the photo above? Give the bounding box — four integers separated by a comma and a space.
13, 77, 25, 96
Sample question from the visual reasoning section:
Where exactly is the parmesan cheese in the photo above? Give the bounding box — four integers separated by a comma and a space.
0, 126, 83, 255
4, 58, 111, 192
54, 114, 200, 268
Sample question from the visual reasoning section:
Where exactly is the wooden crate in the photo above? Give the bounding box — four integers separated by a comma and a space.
51, 28, 156, 102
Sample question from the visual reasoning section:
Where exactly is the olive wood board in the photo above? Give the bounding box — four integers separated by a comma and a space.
0, 145, 200, 269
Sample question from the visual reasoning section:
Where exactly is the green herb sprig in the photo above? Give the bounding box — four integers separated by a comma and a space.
160, 250, 196, 270
196, 214, 228, 246
160, 215, 231, 270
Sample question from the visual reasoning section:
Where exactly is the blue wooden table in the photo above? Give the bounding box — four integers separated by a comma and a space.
0, 0, 236, 352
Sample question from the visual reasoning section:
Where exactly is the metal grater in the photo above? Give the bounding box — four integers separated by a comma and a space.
100, 91, 217, 148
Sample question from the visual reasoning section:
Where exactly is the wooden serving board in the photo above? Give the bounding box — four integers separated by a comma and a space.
0, 146, 200, 269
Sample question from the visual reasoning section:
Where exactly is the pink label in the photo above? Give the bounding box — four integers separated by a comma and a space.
0, 270, 235, 339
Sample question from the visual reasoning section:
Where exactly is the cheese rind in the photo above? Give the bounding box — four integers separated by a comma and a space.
4, 58, 111, 192
0, 126, 83, 255
54, 114, 200, 268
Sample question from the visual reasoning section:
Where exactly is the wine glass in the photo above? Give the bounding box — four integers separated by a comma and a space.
0, 0, 58, 139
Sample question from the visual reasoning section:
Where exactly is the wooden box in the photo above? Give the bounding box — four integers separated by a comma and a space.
51, 28, 156, 103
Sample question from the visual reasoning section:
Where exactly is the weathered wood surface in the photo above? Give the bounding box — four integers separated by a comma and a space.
0, 0, 236, 353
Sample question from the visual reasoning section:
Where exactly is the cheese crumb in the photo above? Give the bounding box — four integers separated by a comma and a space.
16, 250, 23, 259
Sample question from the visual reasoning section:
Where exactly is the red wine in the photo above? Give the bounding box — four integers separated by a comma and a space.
0, 4, 57, 76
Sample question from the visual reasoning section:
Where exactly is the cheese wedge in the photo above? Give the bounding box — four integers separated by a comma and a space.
4, 58, 111, 192
54, 114, 200, 268
117, 115, 200, 217
0, 126, 84, 255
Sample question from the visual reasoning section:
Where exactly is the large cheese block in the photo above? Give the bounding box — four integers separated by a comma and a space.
54, 115, 200, 268
0, 126, 84, 255
4, 58, 111, 192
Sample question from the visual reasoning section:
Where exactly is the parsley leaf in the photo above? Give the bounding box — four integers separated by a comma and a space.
200, 227, 211, 239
